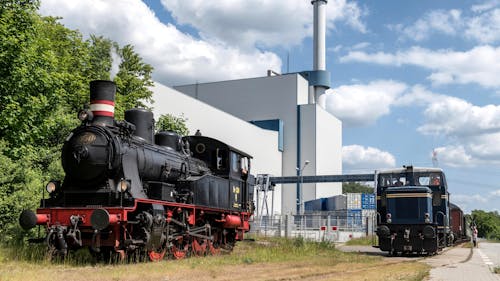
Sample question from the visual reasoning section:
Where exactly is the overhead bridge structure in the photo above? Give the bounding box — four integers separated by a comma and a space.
255, 173, 376, 220
266, 174, 375, 185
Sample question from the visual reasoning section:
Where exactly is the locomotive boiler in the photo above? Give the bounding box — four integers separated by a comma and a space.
19, 80, 255, 261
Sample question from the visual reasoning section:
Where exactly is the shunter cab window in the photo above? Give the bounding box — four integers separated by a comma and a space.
379, 174, 407, 187
418, 175, 430, 186
429, 174, 441, 186
379, 174, 406, 187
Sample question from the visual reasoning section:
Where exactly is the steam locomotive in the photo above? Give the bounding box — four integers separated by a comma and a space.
375, 166, 469, 255
19, 80, 255, 261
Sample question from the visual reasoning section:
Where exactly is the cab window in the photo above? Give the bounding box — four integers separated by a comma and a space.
430, 174, 441, 186
231, 152, 239, 173
241, 156, 249, 175
418, 175, 430, 186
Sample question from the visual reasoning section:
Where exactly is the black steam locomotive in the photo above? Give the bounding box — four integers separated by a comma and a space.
375, 166, 468, 255
19, 80, 255, 261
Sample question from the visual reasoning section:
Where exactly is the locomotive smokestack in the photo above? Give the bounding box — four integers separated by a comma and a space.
90, 80, 116, 126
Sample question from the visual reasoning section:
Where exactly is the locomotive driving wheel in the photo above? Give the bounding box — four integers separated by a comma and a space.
170, 236, 189, 259
171, 244, 188, 259
191, 238, 207, 256
208, 240, 220, 255
148, 248, 167, 261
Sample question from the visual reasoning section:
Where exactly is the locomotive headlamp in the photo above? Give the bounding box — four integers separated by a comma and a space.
117, 179, 130, 192
45, 181, 59, 194
386, 213, 392, 224
78, 109, 93, 122
424, 212, 430, 223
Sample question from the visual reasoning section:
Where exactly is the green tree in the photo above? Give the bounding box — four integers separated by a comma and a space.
342, 182, 374, 194
0, 3, 155, 244
471, 210, 500, 240
88, 35, 113, 81
156, 114, 190, 136
114, 44, 154, 120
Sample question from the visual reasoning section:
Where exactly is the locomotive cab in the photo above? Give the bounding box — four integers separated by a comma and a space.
376, 166, 450, 255
182, 136, 255, 213
187, 136, 252, 180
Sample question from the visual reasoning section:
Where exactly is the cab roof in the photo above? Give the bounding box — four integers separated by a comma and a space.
185, 135, 253, 158
378, 166, 443, 174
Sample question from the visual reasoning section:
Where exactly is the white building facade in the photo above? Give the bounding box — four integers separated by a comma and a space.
171, 73, 343, 215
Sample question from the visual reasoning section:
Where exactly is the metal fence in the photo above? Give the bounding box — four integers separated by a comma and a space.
249, 211, 377, 242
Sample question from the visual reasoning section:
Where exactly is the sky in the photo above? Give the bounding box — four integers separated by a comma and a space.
38, 0, 500, 213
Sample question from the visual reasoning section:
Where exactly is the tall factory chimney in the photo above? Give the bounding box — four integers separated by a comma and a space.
308, 0, 330, 109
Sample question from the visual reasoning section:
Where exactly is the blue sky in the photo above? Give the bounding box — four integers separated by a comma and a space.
39, 0, 500, 213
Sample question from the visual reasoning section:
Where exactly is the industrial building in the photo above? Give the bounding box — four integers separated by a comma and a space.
151, 0, 341, 215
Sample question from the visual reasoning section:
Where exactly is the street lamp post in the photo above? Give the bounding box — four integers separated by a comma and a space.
296, 160, 310, 215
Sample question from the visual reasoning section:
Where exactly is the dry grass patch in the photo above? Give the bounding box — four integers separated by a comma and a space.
0, 237, 429, 281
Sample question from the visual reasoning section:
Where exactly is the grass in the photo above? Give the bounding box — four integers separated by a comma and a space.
461, 241, 474, 248
0, 236, 430, 281
344, 235, 377, 246
494, 266, 500, 274
486, 239, 500, 243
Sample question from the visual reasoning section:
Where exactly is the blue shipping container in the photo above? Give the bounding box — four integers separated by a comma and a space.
361, 193, 376, 209
304, 198, 326, 212
324, 195, 346, 211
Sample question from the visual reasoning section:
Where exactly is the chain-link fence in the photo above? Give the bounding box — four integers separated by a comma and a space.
249, 210, 377, 242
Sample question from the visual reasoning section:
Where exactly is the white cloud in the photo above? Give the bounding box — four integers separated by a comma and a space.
417, 99, 500, 137
325, 79, 500, 168
394, 3, 500, 44
352, 42, 371, 50
395, 9, 462, 42
39, 0, 281, 85
326, 80, 407, 126
429, 131, 500, 168
342, 145, 396, 171
452, 193, 488, 213
465, 8, 500, 43
160, 0, 367, 49
396, 86, 500, 168
328, 45, 343, 53
330, 80, 500, 168
340, 46, 500, 89
432, 146, 475, 167
490, 189, 500, 196
471, 0, 500, 13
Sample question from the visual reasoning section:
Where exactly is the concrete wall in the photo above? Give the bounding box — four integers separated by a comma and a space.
315, 106, 342, 198
299, 105, 342, 205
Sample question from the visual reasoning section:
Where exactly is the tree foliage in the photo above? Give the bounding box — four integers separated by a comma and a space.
114, 44, 154, 120
342, 182, 374, 194
471, 210, 500, 241
156, 114, 190, 136
0, 3, 154, 243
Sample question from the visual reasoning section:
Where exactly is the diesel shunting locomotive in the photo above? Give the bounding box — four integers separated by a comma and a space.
375, 166, 468, 255
19, 80, 255, 261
